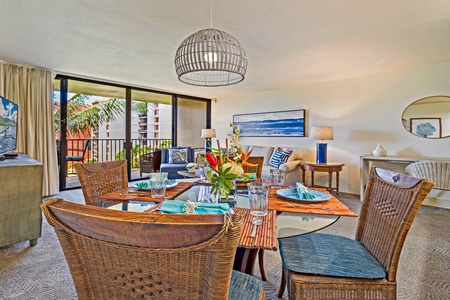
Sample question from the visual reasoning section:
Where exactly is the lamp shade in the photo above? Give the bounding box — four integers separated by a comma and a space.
310, 126, 334, 141
175, 28, 247, 87
201, 129, 216, 138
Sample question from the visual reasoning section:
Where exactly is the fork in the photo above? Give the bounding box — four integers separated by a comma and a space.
284, 201, 332, 210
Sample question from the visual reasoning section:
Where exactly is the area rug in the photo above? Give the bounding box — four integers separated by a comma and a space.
0, 190, 449, 299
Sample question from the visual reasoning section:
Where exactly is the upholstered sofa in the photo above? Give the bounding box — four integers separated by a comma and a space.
240, 145, 305, 185
160, 147, 195, 179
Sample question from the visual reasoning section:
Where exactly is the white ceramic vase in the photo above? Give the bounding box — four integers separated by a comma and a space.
372, 143, 387, 157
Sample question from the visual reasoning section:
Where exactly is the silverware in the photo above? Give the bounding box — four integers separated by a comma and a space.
284, 201, 332, 210
249, 217, 262, 237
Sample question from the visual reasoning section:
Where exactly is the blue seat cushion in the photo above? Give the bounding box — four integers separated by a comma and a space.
160, 163, 187, 173
229, 270, 264, 300
66, 155, 83, 161
279, 233, 387, 279
160, 163, 186, 179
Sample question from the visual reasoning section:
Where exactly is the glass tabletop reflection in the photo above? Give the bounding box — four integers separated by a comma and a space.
107, 182, 340, 239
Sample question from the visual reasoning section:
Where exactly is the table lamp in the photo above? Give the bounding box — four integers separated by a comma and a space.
201, 128, 216, 152
310, 126, 333, 164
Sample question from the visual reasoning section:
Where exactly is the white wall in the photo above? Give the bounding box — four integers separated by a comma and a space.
212, 61, 450, 206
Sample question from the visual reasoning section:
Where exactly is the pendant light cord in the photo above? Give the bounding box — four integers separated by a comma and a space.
210, 0, 213, 28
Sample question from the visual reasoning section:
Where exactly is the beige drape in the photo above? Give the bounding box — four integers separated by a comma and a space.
0, 61, 59, 196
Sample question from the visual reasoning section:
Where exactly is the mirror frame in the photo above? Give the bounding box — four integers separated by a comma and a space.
402, 95, 450, 139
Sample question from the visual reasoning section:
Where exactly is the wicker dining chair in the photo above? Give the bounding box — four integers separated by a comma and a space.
277, 167, 434, 300
75, 160, 128, 207
139, 150, 162, 176
243, 156, 264, 178
41, 198, 265, 300
405, 160, 450, 190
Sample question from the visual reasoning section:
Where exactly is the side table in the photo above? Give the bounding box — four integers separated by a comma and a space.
301, 162, 345, 194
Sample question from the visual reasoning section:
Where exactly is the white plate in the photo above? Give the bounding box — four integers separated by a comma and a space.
132, 180, 178, 191
276, 188, 331, 203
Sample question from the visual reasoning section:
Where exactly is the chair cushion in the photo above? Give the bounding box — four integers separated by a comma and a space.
229, 270, 264, 300
66, 155, 83, 161
279, 233, 387, 279
168, 148, 188, 164
269, 147, 293, 168
160, 163, 187, 173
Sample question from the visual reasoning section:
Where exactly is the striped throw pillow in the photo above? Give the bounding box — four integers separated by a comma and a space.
269, 148, 293, 168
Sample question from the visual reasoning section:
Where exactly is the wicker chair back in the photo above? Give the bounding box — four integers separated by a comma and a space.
243, 156, 264, 178
405, 160, 450, 190
356, 167, 435, 282
41, 198, 244, 300
75, 160, 128, 206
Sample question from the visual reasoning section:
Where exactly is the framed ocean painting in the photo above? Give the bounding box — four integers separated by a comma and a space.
233, 109, 305, 137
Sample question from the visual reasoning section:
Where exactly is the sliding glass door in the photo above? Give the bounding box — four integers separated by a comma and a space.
54, 76, 211, 190
129, 90, 172, 181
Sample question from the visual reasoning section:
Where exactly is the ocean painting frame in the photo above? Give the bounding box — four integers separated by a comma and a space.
233, 109, 305, 137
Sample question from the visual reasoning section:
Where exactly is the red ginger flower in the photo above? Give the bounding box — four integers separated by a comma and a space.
205, 152, 219, 171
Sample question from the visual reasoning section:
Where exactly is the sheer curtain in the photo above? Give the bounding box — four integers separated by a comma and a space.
0, 61, 59, 196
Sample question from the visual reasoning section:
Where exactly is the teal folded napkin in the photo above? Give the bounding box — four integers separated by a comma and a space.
235, 173, 256, 181
296, 182, 317, 200
160, 200, 231, 214
245, 173, 257, 180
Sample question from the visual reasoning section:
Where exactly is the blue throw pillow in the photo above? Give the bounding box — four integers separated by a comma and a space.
169, 148, 188, 164
269, 147, 293, 168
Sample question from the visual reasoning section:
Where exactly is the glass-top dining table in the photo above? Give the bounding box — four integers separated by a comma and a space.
100, 179, 357, 279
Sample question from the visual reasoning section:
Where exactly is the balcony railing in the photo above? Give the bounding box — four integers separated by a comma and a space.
60, 138, 172, 172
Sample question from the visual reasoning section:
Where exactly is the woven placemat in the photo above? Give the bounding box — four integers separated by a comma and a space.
234, 207, 278, 251
268, 187, 358, 217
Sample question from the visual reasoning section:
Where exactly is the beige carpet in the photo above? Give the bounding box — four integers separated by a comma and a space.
0, 190, 449, 300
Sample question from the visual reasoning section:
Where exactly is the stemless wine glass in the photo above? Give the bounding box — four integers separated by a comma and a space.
247, 182, 270, 217
149, 172, 168, 198
247, 181, 269, 237
269, 169, 285, 188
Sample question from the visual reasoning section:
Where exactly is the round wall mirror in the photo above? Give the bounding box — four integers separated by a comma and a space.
402, 95, 450, 139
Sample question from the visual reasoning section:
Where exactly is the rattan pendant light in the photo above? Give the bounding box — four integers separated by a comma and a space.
174, 2, 247, 87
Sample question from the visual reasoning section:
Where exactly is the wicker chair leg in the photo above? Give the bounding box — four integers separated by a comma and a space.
258, 249, 267, 281
277, 266, 286, 298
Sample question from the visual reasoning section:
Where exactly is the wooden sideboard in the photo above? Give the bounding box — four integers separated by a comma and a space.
0, 154, 43, 247
360, 154, 450, 201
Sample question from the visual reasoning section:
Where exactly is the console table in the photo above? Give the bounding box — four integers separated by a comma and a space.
360, 154, 450, 201
0, 154, 43, 247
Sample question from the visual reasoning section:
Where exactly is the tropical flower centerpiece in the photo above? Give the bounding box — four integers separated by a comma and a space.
202, 123, 256, 200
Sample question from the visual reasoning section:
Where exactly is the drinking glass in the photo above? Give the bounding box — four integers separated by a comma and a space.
199, 166, 207, 181
269, 169, 285, 188
198, 185, 216, 203
149, 172, 168, 198
247, 182, 270, 217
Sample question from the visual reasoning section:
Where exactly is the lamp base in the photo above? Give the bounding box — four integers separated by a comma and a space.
205, 139, 212, 152
316, 143, 328, 164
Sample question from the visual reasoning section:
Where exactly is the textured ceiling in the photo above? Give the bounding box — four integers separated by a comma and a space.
1, 0, 449, 99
